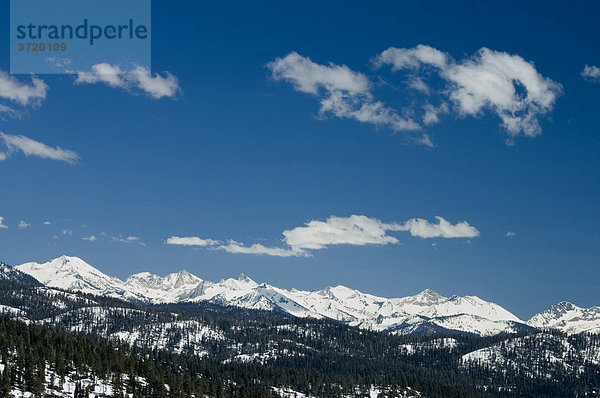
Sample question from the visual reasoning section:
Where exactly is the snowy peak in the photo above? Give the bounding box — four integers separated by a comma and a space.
236, 273, 252, 282
122, 270, 205, 304
417, 288, 446, 301
216, 274, 259, 291
126, 269, 203, 289
400, 289, 447, 307
15, 255, 124, 295
527, 302, 600, 335
544, 301, 579, 315
317, 285, 361, 300
126, 271, 161, 285
167, 270, 203, 287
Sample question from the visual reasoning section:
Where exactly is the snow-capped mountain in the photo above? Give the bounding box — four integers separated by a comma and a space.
122, 269, 205, 303
527, 301, 600, 335
15, 255, 532, 336
16, 255, 124, 295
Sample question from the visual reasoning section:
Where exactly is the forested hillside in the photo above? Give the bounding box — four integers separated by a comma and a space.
0, 279, 599, 397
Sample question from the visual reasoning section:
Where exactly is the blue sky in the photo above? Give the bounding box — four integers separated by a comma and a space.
1, 0, 599, 319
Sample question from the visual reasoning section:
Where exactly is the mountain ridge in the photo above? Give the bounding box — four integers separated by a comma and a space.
0, 261, 43, 285
11, 255, 598, 336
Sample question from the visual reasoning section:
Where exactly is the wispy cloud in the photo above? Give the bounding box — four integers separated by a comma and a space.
216, 241, 306, 257
0, 217, 7, 229
0, 71, 48, 107
18, 220, 30, 229
82, 235, 97, 242
166, 236, 221, 246
167, 214, 479, 257
506, 231, 516, 237
75, 63, 181, 99
581, 65, 600, 82
43, 221, 52, 225
62, 229, 72, 235
0, 132, 80, 164
267, 52, 427, 145
112, 235, 146, 246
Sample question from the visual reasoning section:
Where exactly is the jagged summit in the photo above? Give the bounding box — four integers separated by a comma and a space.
419, 288, 442, 296
236, 273, 253, 283
528, 301, 600, 334
413, 288, 446, 302
548, 301, 578, 312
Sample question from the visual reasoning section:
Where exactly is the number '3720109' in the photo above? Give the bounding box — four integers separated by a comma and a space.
17, 42, 67, 51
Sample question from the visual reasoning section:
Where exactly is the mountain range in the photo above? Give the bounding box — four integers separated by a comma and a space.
12, 255, 600, 337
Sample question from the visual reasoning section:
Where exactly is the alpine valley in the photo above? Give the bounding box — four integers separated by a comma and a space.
0, 255, 599, 397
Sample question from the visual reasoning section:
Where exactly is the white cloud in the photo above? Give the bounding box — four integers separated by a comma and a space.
166, 236, 221, 246
43, 221, 52, 225
18, 220, 30, 229
0, 132, 80, 164
171, 215, 479, 257
82, 235, 97, 242
268, 52, 370, 95
506, 231, 516, 237
582, 65, 600, 82
282, 215, 400, 250
75, 63, 181, 99
76, 63, 125, 87
374, 45, 562, 140
0, 71, 48, 106
375, 44, 449, 71
267, 52, 426, 144
62, 229, 72, 235
0, 217, 7, 229
393, 216, 480, 238
284, 215, 479, 249
270, 47, 560, 145
130, 66, 181, 99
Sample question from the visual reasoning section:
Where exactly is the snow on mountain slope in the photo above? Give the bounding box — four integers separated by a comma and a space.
282, 286, 525, 335
231, 283, 316, 318
0, 261, 42, 285
527, 301, 600, 335
420, 295, 521, 322
461, 332, 600, 378
15, 255, 532, 336
39, 306, 225, 357
424, 314, 533, 337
